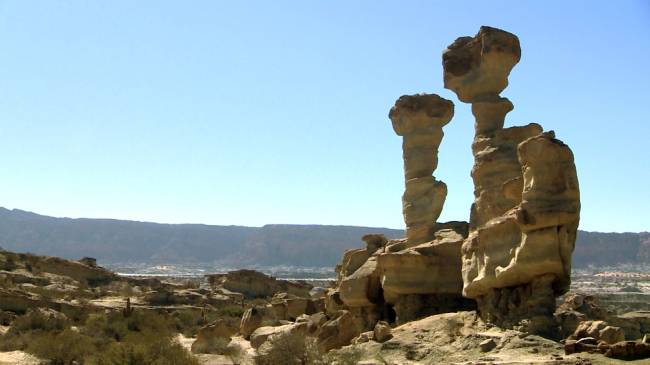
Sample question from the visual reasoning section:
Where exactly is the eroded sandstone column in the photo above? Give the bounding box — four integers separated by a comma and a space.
443, 26, 580, 335
389, 94, 454, 244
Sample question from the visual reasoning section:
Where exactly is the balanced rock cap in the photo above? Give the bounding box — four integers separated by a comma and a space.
442, 26, 521, 103
389, 93, 454, 136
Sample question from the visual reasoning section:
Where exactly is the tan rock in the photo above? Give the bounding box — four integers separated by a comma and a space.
191, 319, 238, 354
324, 289, 345, 317
378, 228, 465, 304
339, 257, 381, 307
249, 322, 307, 349
336, 248, 371, 283
207, 269, 311, 299
352, 331, 374, 344
361, 234, 387, 253
604, 341, 650, 360
317, 310, 364, 351
442, 26, 521, 103
270, 292, 318, 320
389, 93, 454, 244
571, 320, 625, 345
373, 321, 392, 342
239, 305, 280, 339
442, 26, 580, 335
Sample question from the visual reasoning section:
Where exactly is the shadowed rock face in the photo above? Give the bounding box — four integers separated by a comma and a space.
443, 26, 580, 335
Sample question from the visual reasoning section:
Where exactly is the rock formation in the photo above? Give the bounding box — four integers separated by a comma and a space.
197, 25, 589, 361
442, 26, 581, 335
328, 94, 474, 334
389, 94, 453, 244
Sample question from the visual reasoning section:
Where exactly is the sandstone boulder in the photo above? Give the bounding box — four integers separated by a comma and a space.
570, 320, 625, 345
339, 257, 381, 307
317, 310, 364, 351
239, 305, 280, 339
373, 321, 392, 343
249, 322, 308, 349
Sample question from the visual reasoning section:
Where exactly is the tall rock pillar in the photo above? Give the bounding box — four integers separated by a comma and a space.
389, 94, 454, 245
442, 26, 580, 336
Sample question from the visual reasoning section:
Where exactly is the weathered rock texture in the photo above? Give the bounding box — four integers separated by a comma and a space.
389, 94, 453, 244
443, 26, 581, 334
325, 94, 474, 339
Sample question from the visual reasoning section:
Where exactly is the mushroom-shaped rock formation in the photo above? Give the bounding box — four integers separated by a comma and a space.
443, 26, 520, 103
389, 94, 453, 245
443, 26, 580, 336
328, 94, 474, 330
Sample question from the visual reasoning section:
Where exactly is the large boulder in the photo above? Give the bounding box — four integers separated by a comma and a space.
570, 320, 625, 345
239, 305, 279, 339
249, 322, 308, 349
316, 310, 364, 351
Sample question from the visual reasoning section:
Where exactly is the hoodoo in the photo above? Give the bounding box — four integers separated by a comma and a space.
443, 26, 581, 335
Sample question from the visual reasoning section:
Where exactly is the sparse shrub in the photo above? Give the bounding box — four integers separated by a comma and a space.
327, 346, 364, 365
0, 310, 17, 326
218, 304, 245, 318
173, 309, 206, 337
88, 331, 199, 365
255, 331, 325, 365
26, 328, 93, 365
9, 309, 69, 334
1, 307, 199, 364
0, 254, 17, 271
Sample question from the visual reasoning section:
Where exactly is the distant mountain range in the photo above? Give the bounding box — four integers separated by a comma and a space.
0, 207, 647, 268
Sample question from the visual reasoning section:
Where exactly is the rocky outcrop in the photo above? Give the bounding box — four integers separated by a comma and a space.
206, 269, 311, 299
316, 310, 365, 352
328, 94, 474, 334
241, 25, 586, 359
443, 26, 580, 335
570, 320, 626, 345
0, 250, 116, 287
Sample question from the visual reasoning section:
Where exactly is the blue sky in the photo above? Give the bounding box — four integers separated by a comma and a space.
0, 1, 648, 232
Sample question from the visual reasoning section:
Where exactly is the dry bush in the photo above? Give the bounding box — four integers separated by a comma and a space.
254, 331, 325, 365
26, 329, 92, 365
1, 308, 199, 364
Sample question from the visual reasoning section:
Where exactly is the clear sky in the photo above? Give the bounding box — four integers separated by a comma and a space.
0, 1, 648, 232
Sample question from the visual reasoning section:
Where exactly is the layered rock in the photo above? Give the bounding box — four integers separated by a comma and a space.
389, 94, 453, 244
443, 26, 580, 334
327, 94, 473, 334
